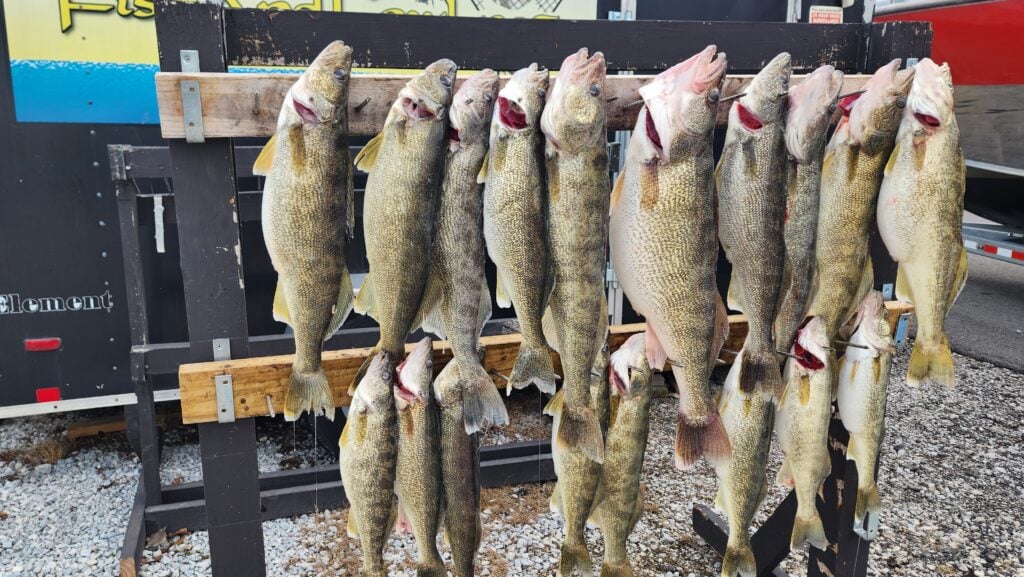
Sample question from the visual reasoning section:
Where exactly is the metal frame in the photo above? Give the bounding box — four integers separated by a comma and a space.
113, 3, 930, 576
963, 222, 1024, 267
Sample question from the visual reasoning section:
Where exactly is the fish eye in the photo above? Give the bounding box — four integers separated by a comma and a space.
589, 82, 601, 97
780, 76, 789, 87
896, 96, 907, 109
828, 102, 837, 113
708, 88, 720, 104
538, 88, 546, 99
333, 67, 347, 82
484, 92, 493, 102
440, 74, 453, 87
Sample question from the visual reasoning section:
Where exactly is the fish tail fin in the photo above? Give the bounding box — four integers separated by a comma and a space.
284, 368, 335, 422
460, 361, 510, 434
855, 484, 881, 526
727, 267, 746, 313
791, 512, 828, 551
739, 349, 782, 397
907, 333, 954, 387
599, 561, 635, 577
721, 544, 756, 577
556, 404, 605, 464
349, 342, 382, 395
675, 410, 731, 470
557, 537, 594, 577
415, 562, 446, 577
508, 345, 557, 396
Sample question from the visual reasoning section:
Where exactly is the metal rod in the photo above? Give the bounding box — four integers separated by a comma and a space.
717, 92, 746, 104
837, 89, 866, 100
835, 340, 870, 350
777, 350, 801, 360
488, 370, 510, 383
353, 96, 371, 112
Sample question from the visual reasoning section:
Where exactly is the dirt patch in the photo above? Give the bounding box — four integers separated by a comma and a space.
481, 481, 555, 526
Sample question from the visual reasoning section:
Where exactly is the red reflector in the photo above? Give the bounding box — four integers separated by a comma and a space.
983, 245, 998, 254
25, 337, 62, 352
1012, 250, 1024, 261
36, 387, 61, 403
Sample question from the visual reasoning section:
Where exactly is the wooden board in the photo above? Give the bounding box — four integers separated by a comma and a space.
155, 72, 871, 139
178, 301, 911, 424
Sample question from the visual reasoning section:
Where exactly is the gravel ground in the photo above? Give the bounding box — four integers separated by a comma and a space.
1, 347, 1021, 577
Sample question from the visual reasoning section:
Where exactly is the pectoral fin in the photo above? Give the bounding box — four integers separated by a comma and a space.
252, 133, 278, 176
354, 132, 384, 172
353, 273, 378, 319
272, 280, 292, 326
325, 268, 355, 338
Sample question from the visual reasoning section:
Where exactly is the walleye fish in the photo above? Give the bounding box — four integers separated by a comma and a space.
482, 64, 555, 396
774, 317, 834, 551
255, 41, 355, 421
339, 351, 399, 577
774, 65, 844, 354
609, 46, 732, 468
591, 333, 653, 577
711, 351, 776, 577
418, 69, 509, 433
836, 291, 895, 526
394, 338, 444, 577
352, 59, 458, 388
877, 58, 967, 387
717, 52, 792, 396
435, 356, 483, 577
813, 59, 914, 339
542, 47, 610, 467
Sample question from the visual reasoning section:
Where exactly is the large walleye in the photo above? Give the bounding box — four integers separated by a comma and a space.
774, 65, 844, 354
339, 351, 399, 577
609, 46, 731, 468
711, 352, 776, 577
435, 357, 483, 577
877, 58, 966, 387
256, 41, 355, 421
774, 317, 834, 551
394, 338, 444, 577
419, 70, 509, 433
352, 59, 458, 387
542, 47, 610, 467
717, 52, 792, 396
591, 333, 653, 577
813, 59, 914, 339
837, 291, 895, 526
482, 64, 555, 396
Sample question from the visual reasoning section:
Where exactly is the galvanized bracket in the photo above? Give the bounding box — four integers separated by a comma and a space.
855, 510, 881, 541
212, 338, 235, 423
881, 283, 894, 300
179, 50, 205, 144
894, 312, 912, 348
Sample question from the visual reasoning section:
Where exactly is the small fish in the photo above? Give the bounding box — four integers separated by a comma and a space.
542, 47, 611, 467
482, 63, 556, 396
352, 59, 458, 389
717, 52, 792, 397
435, 356, 484, 577
775, 65, 844, 354
418, 69, 509, 433
591, 333, 653, 577
711, 349, 776, 577
877, 58, 967, 386
813, 60, 914, 340
774, 317, 834, 551
255, 41, 355, 421
338, 351, 399, 577
837, 291, 895, 527
609, 45, 732, 469
394, 338, 444, 577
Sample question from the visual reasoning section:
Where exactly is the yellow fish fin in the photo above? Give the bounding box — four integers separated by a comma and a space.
413, 268, 446, 340
353, 273, 378, 319
354, 131, 384, 172
346, 507, 359, 538
947, 246, 969, 312
609, 170, 626, 214
541, 305, 560, 354
252, 133, 278, 176
495, 268, 513, 309
894, 265, 913, 304
726, 267, 746, 313
325, 268, 355, 339
476, 152, 490, 184
884, 141, 900, 177
542, 387, 565, 417
272, 280, 292, 327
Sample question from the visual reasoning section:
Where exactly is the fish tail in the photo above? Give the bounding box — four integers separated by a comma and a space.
907, 333, 954, 387
284, 368, 334, 422
599, 561, 635, 577
675, 410, 731, 470
460, 361, 510, 434
720, 544, 756, 577
854, 483, 881, 526
350, 342, 382, 395
556, 404, 605, 464
791, 512, 828, 551
415, 562, 446, 577
739, 349, 782, 397
557, 537, 594, 577
508, 345, 556, 395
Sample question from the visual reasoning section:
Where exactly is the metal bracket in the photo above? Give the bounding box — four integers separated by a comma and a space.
894, 312, 912, 348
212, 338, 235, 423
881, 283, 894, 300
905, 57, 920, 69
179, 50, 205, 144
855, 510, 881, 541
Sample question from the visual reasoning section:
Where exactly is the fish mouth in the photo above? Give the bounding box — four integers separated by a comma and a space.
793, 338, 826, 371
608, 366, 630, 397
448, 126, 461, 143
498, 97, 528, 130
292, 97, 322, 125
914, 112, 941, 129
644, 107, 663, 154
838, 92, 862, 117
401, 96, 437, 120
736, 101, 764, 131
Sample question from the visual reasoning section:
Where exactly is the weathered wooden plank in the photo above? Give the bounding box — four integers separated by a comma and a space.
177, 302, 911, 424
155, 72, 872, 139
224, 9, 877, 72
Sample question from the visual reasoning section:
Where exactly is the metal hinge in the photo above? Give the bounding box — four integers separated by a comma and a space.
894, 312, 912, 348
212, 338, 235, 423
854, 510, 880, 541
179, 50, 205, 144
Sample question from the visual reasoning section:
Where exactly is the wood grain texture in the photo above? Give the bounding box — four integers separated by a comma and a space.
178, 301, 912, 424
156, 73, 871, 138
